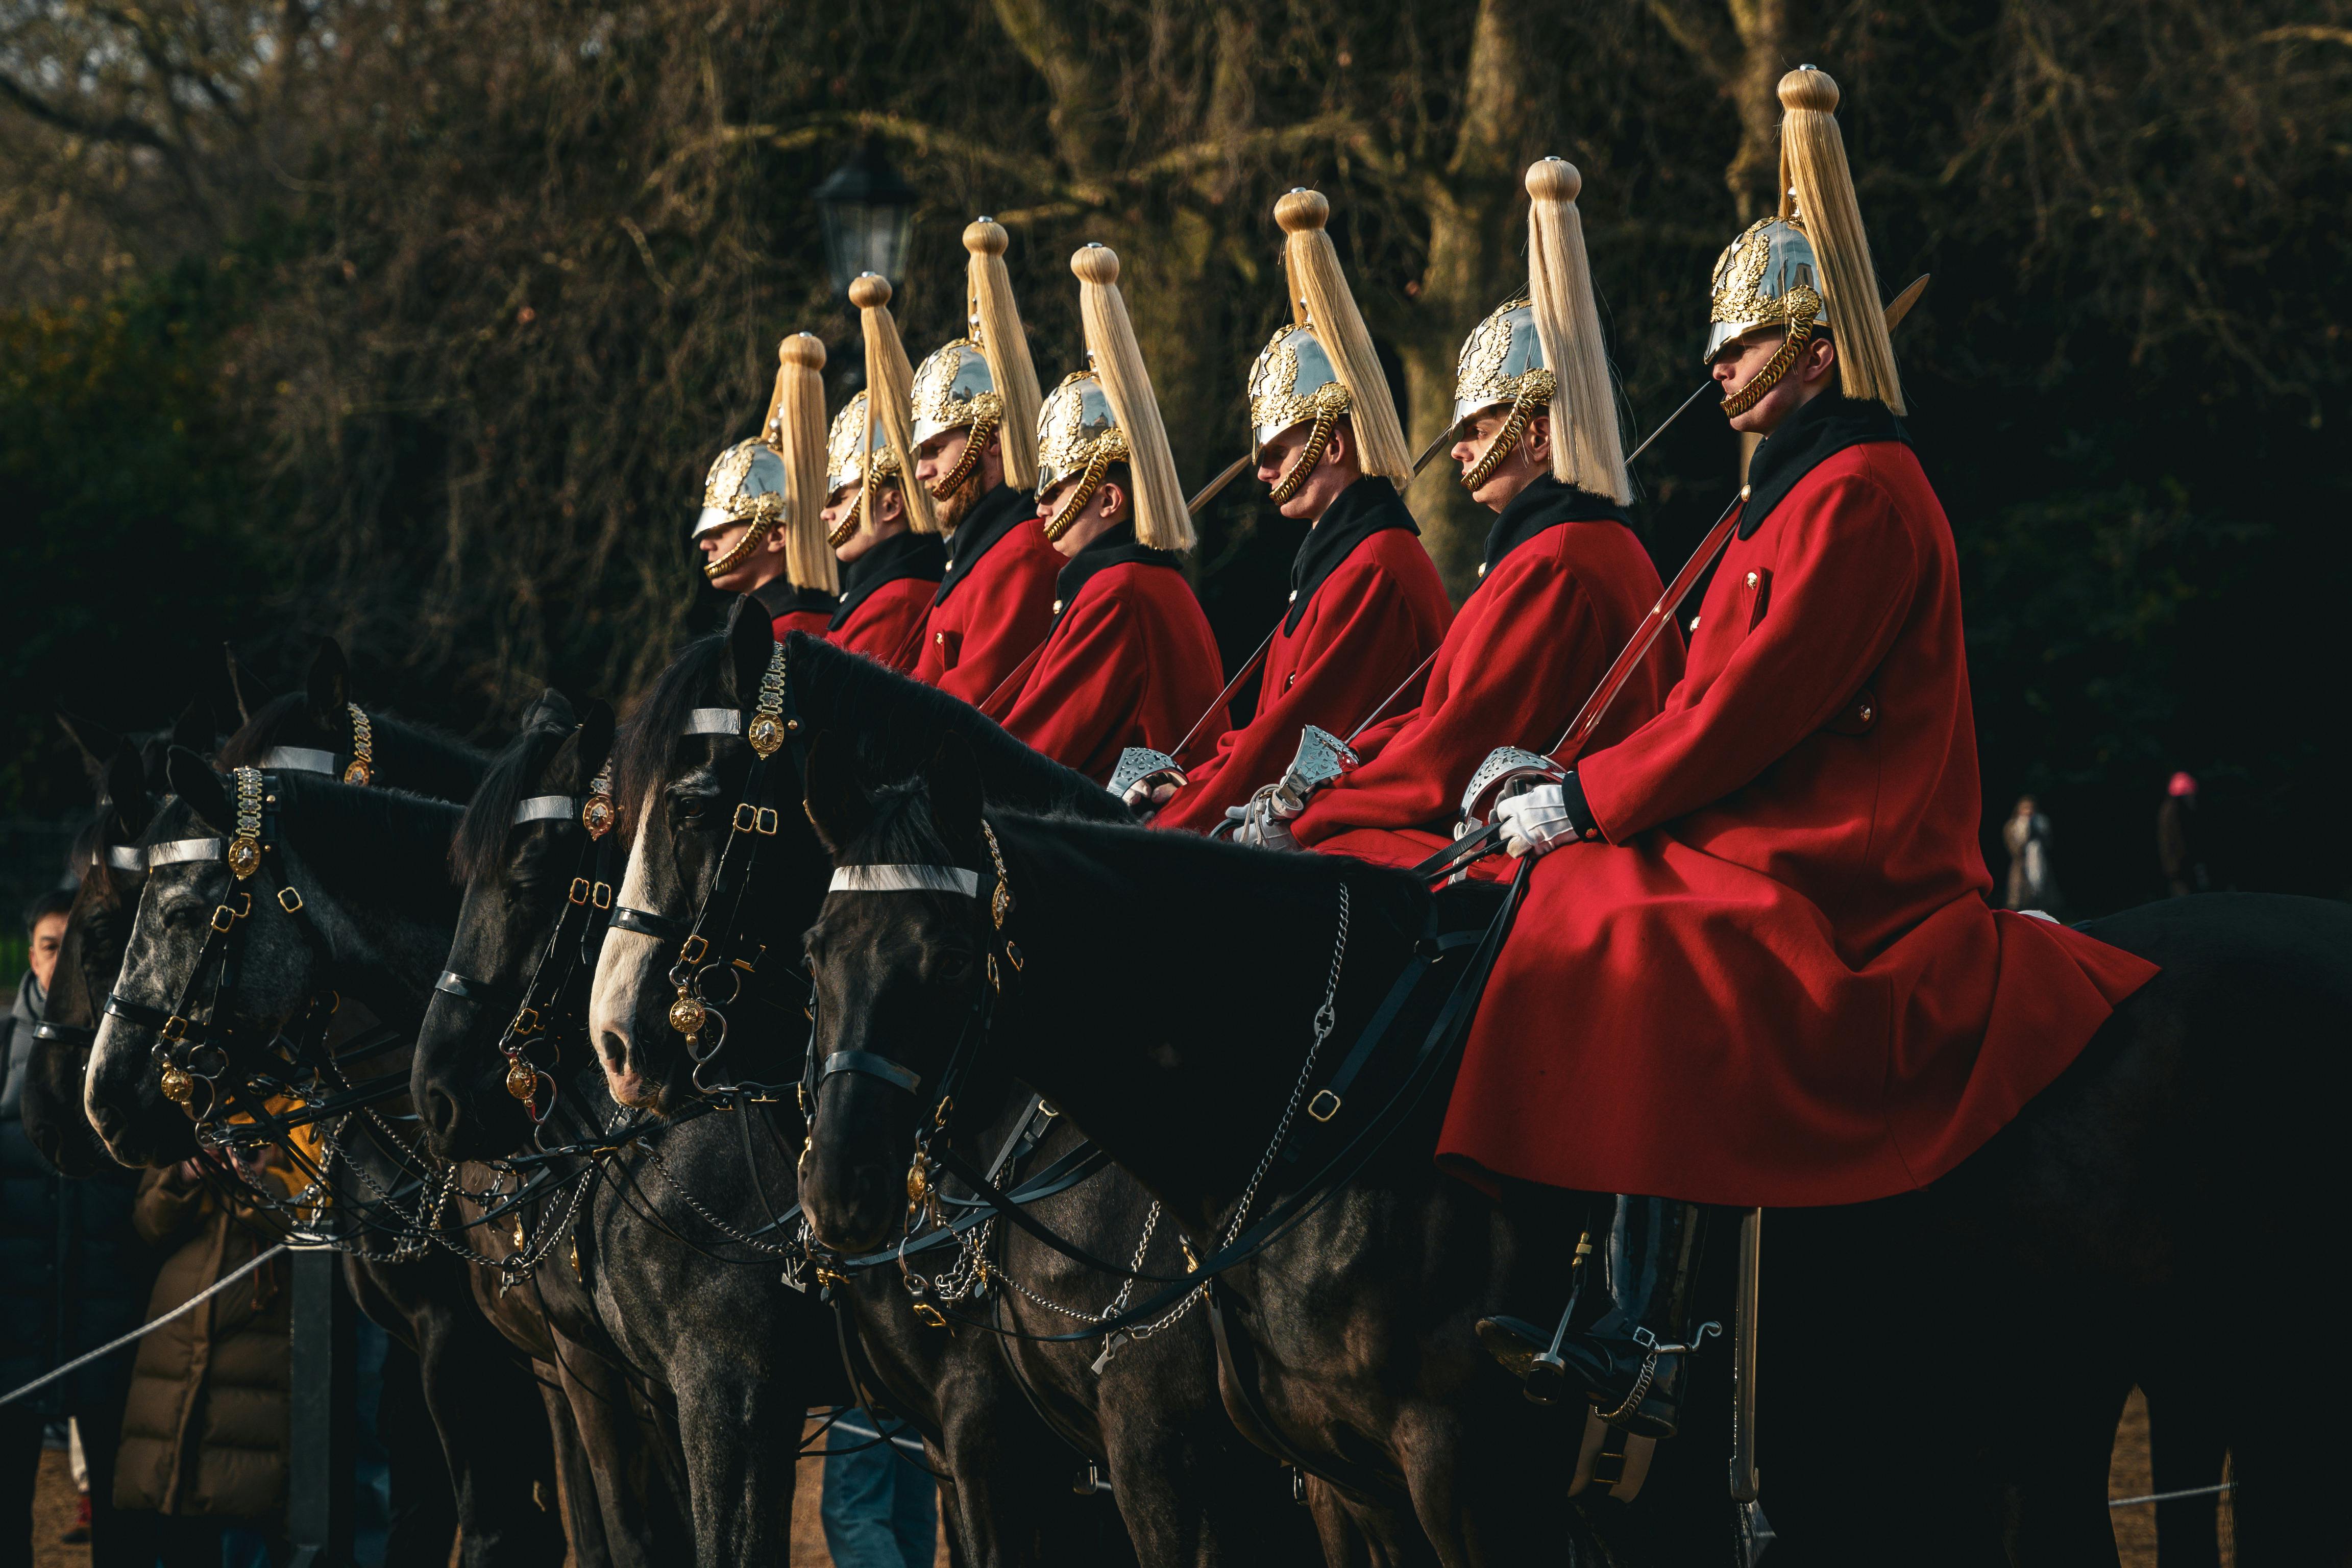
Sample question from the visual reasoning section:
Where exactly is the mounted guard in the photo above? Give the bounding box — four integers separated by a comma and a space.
1457, 69, 2161, 1437
820, 275, 947, 672
907, 219, 1067, 704
977, 243, 1228, 783
1248, 159, 1678, 864
1145, 189, 1452, 832
692, 332, 840, 637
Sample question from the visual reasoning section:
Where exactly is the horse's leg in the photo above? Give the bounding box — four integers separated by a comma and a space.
397, 1276, 570, 1567
537, 1365, 615, 1568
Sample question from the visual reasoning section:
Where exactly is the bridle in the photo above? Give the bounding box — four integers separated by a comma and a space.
104, 768, 342, 1133
430, 765, 619, 1128
609, 640, 813, 1098
257, 701, 378, 785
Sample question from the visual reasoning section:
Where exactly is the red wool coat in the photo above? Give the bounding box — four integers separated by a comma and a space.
1438, 397, 2160, 1208
1156, 479, 1452, 834
913, 484, 1064, 705
982, 527, 1230, 786
1292, 477, 1681, 869
828, 532, 945, 674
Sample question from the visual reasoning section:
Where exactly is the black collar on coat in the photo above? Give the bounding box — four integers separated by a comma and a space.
1284, 476, 1419, 635
1738, 391, 1910, 539
1477, 474, 1631, 579
829, 530, 946, 630
1049, 523, 1187, 629
934, 481, 1038, 607
749, 575, 839, 623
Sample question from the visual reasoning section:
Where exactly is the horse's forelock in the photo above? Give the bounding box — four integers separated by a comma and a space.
611, 633, 728, 831
451, 709, 578, 885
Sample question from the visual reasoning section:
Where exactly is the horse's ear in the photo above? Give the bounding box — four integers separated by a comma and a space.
578, 700, 617, 781
802, 733, 873, 855
721, 596, 775, 710
170, 698, 212, 756
166, 749, 235, 837
224, 642, 271, 723
923, 733, 985, 852
522, 686, 574, 732
305, 638, 350, 724
103, 740, 151, 839
56, 712, 118, 778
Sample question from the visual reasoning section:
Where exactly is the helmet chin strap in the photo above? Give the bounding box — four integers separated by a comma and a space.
827, 488, 865, 548
927, 413, 997, 501
1718, 306, 1818, 420
1267, 407, 1339, 506
702, 521, 776, 580
1459, 369, 1557, 494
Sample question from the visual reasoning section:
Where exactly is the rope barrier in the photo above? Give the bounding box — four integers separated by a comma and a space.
2109, 1481, 2235, 1509
0, 1240, 295, 1408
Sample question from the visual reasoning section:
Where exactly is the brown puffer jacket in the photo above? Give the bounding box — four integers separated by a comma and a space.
112, 1165, 290, 1519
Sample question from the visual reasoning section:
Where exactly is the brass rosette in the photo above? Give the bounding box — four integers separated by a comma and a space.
342, 705, 374, 787
746, 643, 790, 758
582, 769, 615, 839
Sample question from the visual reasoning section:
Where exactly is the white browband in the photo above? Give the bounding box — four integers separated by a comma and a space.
828, 865, 982, 897
511, 795, 578, 824
262, 746, 338, 775
147, 839, 226, 867
685, 708, 744, 736
98, 845, 146, 872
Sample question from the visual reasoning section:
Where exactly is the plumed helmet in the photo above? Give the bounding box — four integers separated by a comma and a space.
1452, 293, 1552, 429
910, 341, 1000, 450
1704, 216, 1823, 363
825, 389, 899, 497
693, 440, 789, 540
1031, 371, 1129, 541
1247, 324, 1351, 454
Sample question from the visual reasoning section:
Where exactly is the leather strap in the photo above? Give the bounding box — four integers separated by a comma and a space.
609, 905, 688, 943
820, 1050, 923, 1096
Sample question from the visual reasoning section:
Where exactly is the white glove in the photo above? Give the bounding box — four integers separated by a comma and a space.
1496, 782, 1583, 859
1230, 787, 1303, 851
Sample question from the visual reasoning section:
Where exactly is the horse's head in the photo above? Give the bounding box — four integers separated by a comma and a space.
88, 753, 459, 1166
219, 639, 488, 800
87, 754, 323, 1164
798, 733, 1003, 1254
588, 601, 830, 1111
22, 733, 159, 1174
414, 690, 614, 1161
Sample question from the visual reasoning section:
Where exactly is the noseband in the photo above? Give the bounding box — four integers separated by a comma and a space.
431, 772, 619, 1124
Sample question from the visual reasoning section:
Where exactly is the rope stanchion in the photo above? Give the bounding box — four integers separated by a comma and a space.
0, 1240, 293, 1407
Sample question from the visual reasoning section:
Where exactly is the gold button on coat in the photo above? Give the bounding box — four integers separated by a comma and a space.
1745, 571, 1760, 589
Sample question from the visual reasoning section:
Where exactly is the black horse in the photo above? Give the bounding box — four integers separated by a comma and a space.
76, 719, 697, 1566
405, 686, 867, 1564
797, 752, 2352, 1566
584, 609, 1316, 1565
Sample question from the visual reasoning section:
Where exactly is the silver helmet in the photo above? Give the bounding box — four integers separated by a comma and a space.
1032, 371, 1129, 542
1245, 323, 1354, 504
1449, 293, 1558, 492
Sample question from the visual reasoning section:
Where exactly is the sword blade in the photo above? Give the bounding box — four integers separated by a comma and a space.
1185, 453, 1254, 516
1172, 625, 1279, 760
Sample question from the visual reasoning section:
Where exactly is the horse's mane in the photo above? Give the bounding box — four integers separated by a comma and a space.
219, 692, 487, 785
274, 774, 465, 923
787, 634, 1131, 823
612, 630, 1135, 830
610, 632, 727, 825
451, 694, 577, 884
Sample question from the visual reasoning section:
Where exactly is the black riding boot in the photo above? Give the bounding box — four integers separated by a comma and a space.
1477, 1196, 1708, 1440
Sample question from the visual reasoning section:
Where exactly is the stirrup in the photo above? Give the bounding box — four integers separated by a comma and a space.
1474, 1315, 1574, 1407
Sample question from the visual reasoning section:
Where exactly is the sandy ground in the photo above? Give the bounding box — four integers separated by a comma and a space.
31, 1393, 2220, 1565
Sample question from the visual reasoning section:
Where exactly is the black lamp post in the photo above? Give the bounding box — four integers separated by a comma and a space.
813, 141, 917, 300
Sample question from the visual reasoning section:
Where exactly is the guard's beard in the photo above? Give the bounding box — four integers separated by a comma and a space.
934, 467, 981, 535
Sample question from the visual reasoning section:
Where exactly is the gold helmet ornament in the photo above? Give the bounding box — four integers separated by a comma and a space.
845, 273, 941, 538
1706, 66, 1904, 418
1035, 244, 1192, 551
1452, 159, 1628, 501
694, 333, 838, 591
910, 218, 1044, 497
824, 389, 897, 548
1243, 190, 1411, 505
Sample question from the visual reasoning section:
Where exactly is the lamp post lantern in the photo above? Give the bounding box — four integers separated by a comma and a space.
814, 141, 917, 300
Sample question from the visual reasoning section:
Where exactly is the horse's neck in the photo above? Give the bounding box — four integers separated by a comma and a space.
1000, 828, 1403, 1236
381, 724, 486, 802
285, 828, 455, 1029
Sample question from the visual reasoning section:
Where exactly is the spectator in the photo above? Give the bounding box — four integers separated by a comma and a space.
3, 889, 157, 1568
822, 1407, 938, 1568
114, 1147, 294, 1567
2158, 771, 2208, 898
2000, 795, 2063, 917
